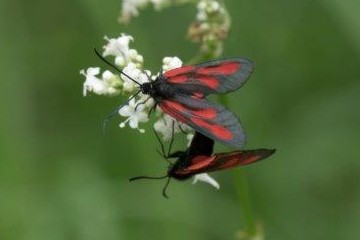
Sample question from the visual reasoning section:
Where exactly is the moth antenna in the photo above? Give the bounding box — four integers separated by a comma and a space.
102, 90, 141, 133
162, 177, 171, 199
167, 121, 175, 157
129, 175, 168, 181
93, 47, 141, 87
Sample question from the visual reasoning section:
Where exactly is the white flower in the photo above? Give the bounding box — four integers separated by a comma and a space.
162, 56, 183, 72
115, 49, 144, 68
192, 173, 220, 189
197, 0, 221, 17
144, 95, 155, 109
102, 34, 144, 68
120, 0, 149, 23
80, 33, 190, 140
103, 34, 133, 58
186, 133, 194, 147
101, 70, 122, 95
197, 1, 207, 11
121, 63, 151, 92
119, 98, 149, 133
210, 1, 220, 12
153, 114, 178, 141
153, 112, 191, 140
80, 67, 108, 96
80, 67, 122, 96
119, 0, 170, 23
196, 11, 207, 21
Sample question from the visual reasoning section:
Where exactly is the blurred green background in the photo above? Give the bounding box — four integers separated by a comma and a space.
1, 0, 360, 239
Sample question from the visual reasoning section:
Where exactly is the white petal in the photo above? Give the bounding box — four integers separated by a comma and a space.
115, 56, 126, 66
210, 1, 220, 11
145, 97, 155, 108
153, 118, 172, 141
120, 0, 148, 22
162, 56, 183, 72
197, 1, 207, 10
192, 173, 220, 189
127, 98, 137, 108
82, 74, 106, 96
136, 112, 149, 123
186, 133, 194, 147
129, 118, 139, 129
103, 34, 133, 57
123, 81, 136, 92
102, 70, 114, 80
138, 72, 151, 84
119, 105, 132, 117
197, 11, 207, 21
86, 67, 100, 76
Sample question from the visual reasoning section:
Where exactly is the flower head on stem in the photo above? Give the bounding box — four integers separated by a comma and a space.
80, 32, 221, 188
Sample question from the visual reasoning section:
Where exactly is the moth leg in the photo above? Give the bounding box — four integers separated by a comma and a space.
153, 128, 167, 158
134, 96, 151, 111
167, 120, 175, 158
168, 151, 184, 158
147, 103, 157, 119
177, 121, 188, 134
162, 177, 171, 199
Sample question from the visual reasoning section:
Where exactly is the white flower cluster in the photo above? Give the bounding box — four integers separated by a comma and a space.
196, 0, 222, 21
80, 33, 184, 135
119, 0, 168, 23
80, 68, 122, 96
79, 33, 192, 141
188, 0, 230, 57
103, 35, 143, 68
80, 33, 219, 189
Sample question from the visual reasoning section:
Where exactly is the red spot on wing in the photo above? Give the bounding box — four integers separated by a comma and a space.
190, 155, 210, 165
214, 152, 265, 169
163, 100, 216, 119
190, 108, 217, 119
162, 101, 186, 112
238, 155, 261, 165
217, 157, 239, 169
197, 76, 219, 89
177, 155, 215, 174
164, 66, 194, 78
191, 118, 233, 140
160, 102, 188, 123
198, 62, 240, 75
192, 92, 204, 98
166, 75, 187, 84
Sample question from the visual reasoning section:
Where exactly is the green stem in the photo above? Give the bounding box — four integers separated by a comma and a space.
191, 0, 258, 237
218, 95, 257, 239
233, 169, 257, 237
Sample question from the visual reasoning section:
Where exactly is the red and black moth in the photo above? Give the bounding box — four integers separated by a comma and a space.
129, 131, 276, 198
94, 49, 254, 148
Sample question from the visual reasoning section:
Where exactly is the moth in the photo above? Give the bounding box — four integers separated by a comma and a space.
130, 131, 275, 198
95, 49, 254, 148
